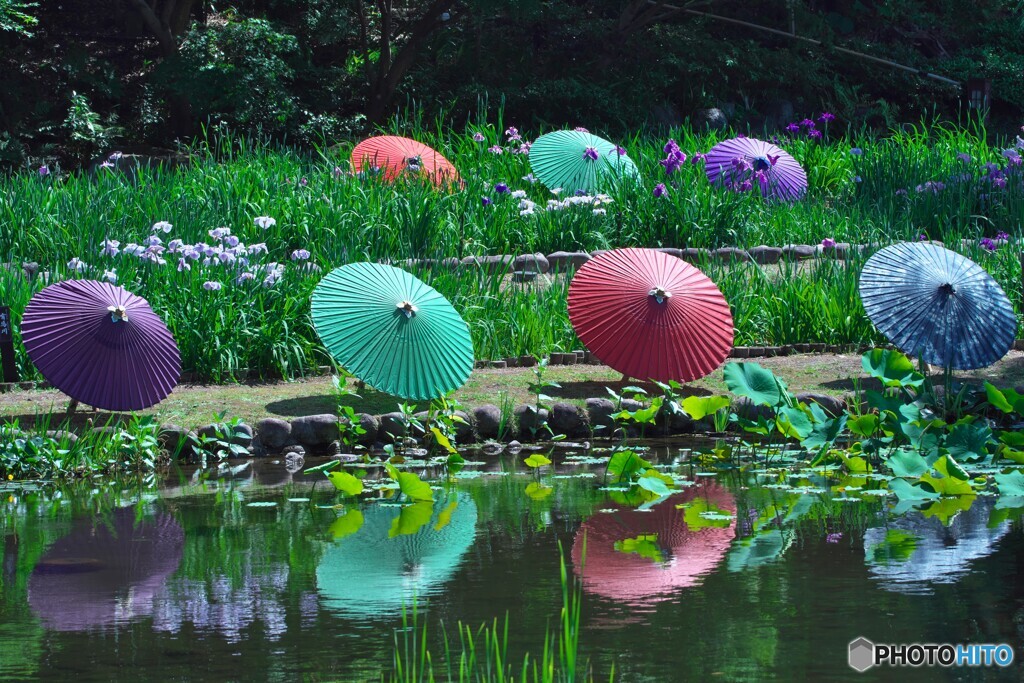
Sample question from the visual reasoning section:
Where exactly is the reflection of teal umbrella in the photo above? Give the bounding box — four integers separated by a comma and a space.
316, 493, 477, 619
529, 130, 639, 193
311, 263, 475, 400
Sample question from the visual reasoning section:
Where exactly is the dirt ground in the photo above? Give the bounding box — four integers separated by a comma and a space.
4, 351, 1024, 430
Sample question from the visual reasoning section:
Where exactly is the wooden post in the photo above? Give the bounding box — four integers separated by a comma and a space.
0, 306, 18, 383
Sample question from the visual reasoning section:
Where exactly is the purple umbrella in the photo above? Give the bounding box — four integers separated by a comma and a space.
704, 137, 807, 202
28, 508, 184, 631
20, 280, 181, 411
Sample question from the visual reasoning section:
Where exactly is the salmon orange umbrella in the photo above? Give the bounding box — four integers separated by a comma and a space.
568, 248, 734, 383
351, 135, 459, 186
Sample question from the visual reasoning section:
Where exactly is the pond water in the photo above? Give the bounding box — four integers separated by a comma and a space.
1, 442, 1022, 682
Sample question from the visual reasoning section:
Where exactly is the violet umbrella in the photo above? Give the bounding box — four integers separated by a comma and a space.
28, 508, 184, 631
571, 481, 736, 606
704, 137, 807, 202
20, 280, 181, 411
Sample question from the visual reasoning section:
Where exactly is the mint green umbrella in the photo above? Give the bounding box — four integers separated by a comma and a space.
529, 130, 639, 194
311, 263, 474, 400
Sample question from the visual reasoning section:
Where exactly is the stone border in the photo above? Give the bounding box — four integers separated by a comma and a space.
149, 390, 852, 460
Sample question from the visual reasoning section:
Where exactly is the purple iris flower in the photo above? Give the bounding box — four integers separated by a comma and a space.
653, 183, 667, 198
826, 532, 842, 544
849, 147, 863, 156
957, 153, 972, 163
821, 237, 837, 248
980, 237, 997, 252
494, 182, 509, 194
203, 281, 222, 291
290, 249, 311, 261
583, 147, 599, 161
505, 127, 521, 141
808, 129, 823, 140
996, 231, 1010, 241
819, 112, 835, 123
800, 118, 816, 128
101, 239, 120, 257
38, 165, 50, 177
482, 196, 492, 206
574, 127, 589, 133
472, 132, 485, 142
785, 123, 800, 134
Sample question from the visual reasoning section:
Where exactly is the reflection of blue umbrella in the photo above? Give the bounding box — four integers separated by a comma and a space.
316, 493, 477, 619
860, 243, 1016, 369
863, 501, 1009, 595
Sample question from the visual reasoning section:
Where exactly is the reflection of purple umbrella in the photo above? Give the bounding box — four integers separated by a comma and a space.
704, 137, 807, 201
29, 508, 184, 631
21, 280, 181, 411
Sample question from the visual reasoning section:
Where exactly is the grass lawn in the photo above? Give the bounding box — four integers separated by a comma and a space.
4, 351, 1024, 430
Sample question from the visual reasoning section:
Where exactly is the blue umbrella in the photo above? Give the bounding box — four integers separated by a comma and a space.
316, 492, 477, 620
859, 242, 1016, 369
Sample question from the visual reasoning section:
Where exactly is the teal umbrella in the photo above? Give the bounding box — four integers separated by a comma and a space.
316, 493, 478, 619
311, 263, 475, 400
529, 130, 639, 194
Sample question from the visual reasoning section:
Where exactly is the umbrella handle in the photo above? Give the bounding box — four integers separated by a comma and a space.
107, 305, 128, 323
396, 301, 418, 318
648, 286, 672, 304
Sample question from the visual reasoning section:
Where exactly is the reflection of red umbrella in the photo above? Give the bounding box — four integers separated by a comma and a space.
704, 137, 807, 202
21, 280, 181, 411
351, 136, 459, 186
568, 248, 733, 383
571, 482, 735, 605
29, 508, 184, 631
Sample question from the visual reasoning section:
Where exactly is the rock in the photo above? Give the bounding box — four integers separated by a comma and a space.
655, 410, 695, 435
549, 402, 587, 437
459, 254, 514, 273
655, 247, 683, 258
506, 440, 523, 453
513, 252, 550, 274
514, 405, 549, 440
284, 450, 305, 472
378, 412, 409, 441
511, 271, 538, 283
158, 424, 196, 457
748, 245, 783, 265
90, 150, 191, 181
45, 430, 78, 445
782, 244, 816, 261
290, 414, 340, 447
795, 392, 847, 417
249, 435, 267, 457
472, 404, 502, 440
1, 261, 42, 281
453, 410, 475, 443
680, 248, 710, 263
730, 397, 775, 423
715, 247, 750, 263
693, 107, 728, 132
282, 444, 306, 457
585, 397, 616, 435
354, 413, 379, 445
546, 251, 591, 272
256, 418, 291, 451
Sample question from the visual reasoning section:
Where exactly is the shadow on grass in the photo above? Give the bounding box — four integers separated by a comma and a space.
265, 391, 426, 418
548, 379, 713, 400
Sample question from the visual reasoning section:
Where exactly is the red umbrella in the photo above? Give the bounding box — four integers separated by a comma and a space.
567, 248, 734, 383
351, 135, 459, 187
571, 481, 736, 605
20, 280, 181, 411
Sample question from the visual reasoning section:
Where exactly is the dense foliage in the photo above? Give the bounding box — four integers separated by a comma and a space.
4, 1, 1024, 169
1, 119, 1022, 380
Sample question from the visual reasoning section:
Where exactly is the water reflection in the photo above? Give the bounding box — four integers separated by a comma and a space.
316, 491, 477, 619
28, 508, 183, 631
864, 500, 1010, 594
571, 481, 735, 606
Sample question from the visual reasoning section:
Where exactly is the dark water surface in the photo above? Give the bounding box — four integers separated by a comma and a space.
2, 444, 1023, 682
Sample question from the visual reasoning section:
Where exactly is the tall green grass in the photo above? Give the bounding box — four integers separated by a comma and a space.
1, 117, 1023, 381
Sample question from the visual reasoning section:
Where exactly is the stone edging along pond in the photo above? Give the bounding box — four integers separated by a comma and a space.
150, 387, 851, 461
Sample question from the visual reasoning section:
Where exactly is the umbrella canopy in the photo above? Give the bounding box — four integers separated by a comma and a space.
568, 248, 734, 383
311, 263, 474, 400
859, 242, 1016, 369
28, 508, 184, 631
571, 482, 736, 605
316, 493, 477, 619
20, 279, 181, 411
864, 501, 1009, 595
351, 135, 459, 186
528, 130, 639, 194
704, 136, 807, 202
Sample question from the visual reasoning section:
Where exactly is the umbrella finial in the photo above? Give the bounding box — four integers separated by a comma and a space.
106, 305, 128, 323
939, 282, 956, 297
648, 286, 672, 304
396, 300, 419, 318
